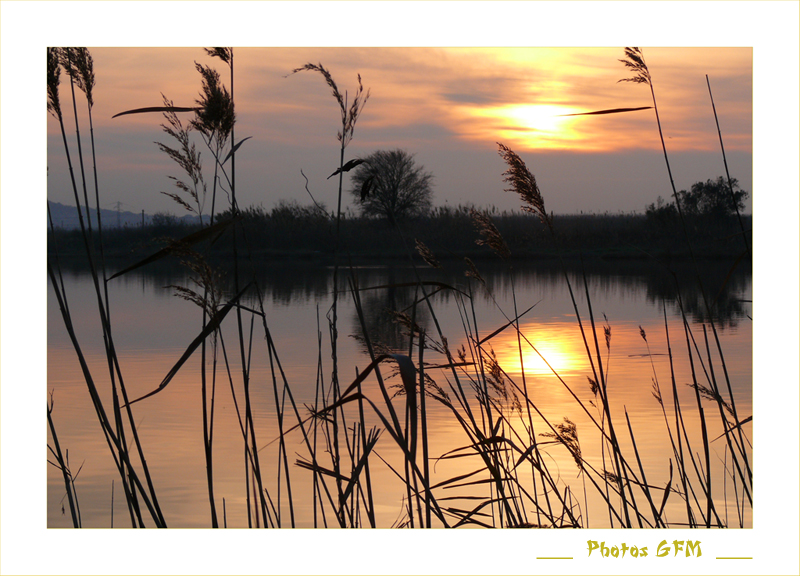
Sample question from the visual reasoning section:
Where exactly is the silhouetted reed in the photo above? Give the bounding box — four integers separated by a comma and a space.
48, 47, 750, 529
48, 46, 166, 528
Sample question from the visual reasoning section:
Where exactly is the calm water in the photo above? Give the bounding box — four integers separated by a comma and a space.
47, 258, 752, 528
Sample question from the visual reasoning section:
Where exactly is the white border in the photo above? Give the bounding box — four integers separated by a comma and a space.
2, 2, 797, 575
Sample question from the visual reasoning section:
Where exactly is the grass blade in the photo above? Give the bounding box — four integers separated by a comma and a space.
560, 106, 652, 116
108, 216, 238, 280
123, 282, 251, 407
222, 136, 252, 165
112, 105, 199, 119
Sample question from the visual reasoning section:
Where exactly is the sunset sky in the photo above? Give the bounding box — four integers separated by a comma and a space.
45, 45, 753, 217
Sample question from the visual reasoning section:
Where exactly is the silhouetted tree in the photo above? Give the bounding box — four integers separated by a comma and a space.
644, 195, 679, 226
349, 149, 433, 222
151, 211, 180, 231
646, 176, 748, 223
678, 176, 748, 219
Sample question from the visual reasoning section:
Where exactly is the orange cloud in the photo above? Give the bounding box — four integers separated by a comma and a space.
428, 47, 751, 154
79, 47, 749, 155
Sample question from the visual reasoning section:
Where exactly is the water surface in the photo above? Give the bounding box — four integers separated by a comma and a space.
47, 258, 752, 528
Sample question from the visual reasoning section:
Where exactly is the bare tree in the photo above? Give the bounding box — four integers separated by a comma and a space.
349, 149, 433, 222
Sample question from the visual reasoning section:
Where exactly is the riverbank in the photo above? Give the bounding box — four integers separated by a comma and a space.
48, 209, 751, 264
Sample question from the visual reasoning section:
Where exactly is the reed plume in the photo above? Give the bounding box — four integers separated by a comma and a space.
166, 245, 224, 317
60, 47, 95, 108
464, 257, 485, 286
470, 208, 511, 259
618, 47, 651, 86
497, 143, 552, 231
204, 47, 232, 66
290, 63, 370, 147
47, 47, 62, 119
415, 239, 441, 269
541, 417, 583, 471
156, 95, 207, 221
191, 63, 235, 147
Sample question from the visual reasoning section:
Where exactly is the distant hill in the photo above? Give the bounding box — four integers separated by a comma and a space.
47, 201, 202, 230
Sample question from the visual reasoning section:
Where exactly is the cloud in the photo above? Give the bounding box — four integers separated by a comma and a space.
46, 47, 752, 215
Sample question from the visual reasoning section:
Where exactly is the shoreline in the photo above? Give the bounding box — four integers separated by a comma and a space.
48, 211, 751, 265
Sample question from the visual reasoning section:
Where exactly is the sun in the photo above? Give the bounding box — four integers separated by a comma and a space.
464, 103, 583, 150
506, 104, 576, 134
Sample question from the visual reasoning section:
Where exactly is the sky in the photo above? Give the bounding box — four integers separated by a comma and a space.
45, 45, 753, 217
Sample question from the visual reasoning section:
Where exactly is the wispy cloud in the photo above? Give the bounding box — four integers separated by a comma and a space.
47, 47, 752, 215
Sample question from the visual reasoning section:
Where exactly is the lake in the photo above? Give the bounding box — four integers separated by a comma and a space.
47, 256, 752, 528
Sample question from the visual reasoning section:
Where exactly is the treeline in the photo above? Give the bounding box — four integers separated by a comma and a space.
48, 202, 751, 265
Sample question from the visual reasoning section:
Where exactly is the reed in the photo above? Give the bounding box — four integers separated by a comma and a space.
618, 47, 751, 512
48, 47, 750, 529
48, 47, 166, 527
289, 62, 370, 526
47, 394, 81, 528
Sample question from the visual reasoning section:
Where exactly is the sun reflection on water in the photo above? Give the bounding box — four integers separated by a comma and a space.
493, 320, 588, 378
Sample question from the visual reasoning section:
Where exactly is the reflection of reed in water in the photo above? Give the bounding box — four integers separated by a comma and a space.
349, 268, 431, 354
61, 256, 751, 327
